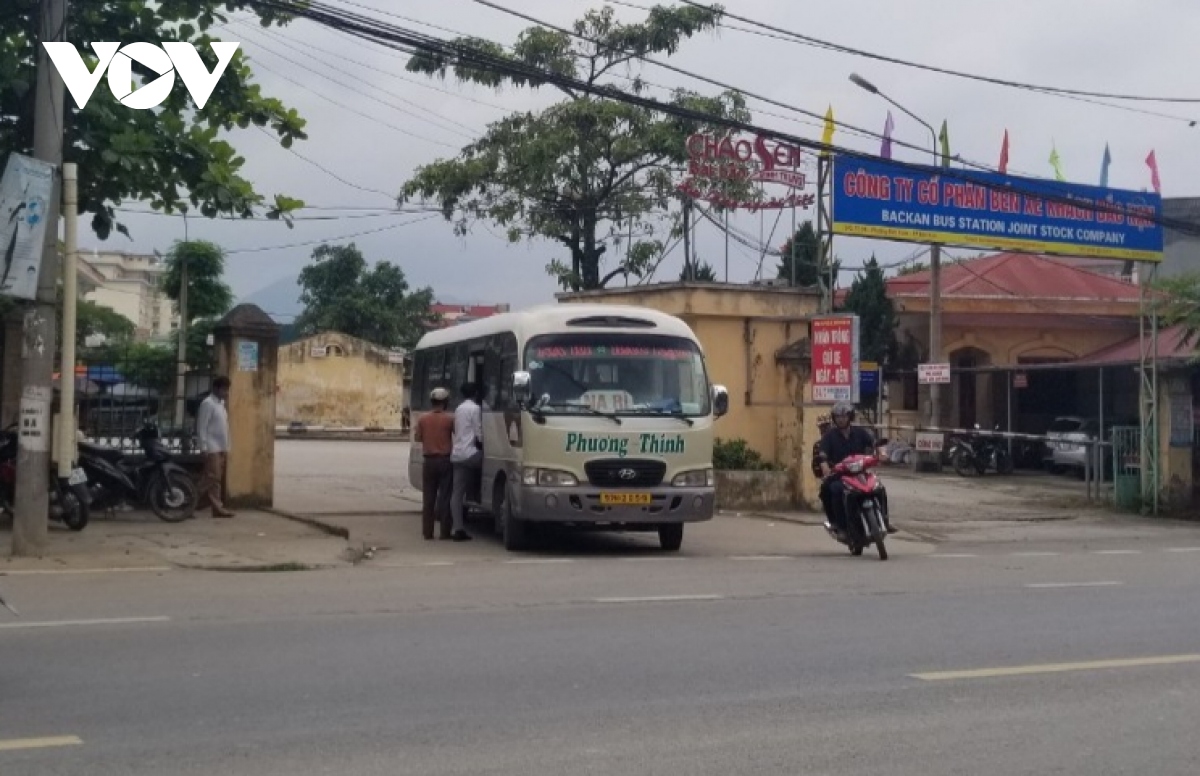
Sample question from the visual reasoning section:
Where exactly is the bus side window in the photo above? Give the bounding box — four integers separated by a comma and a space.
494, 333, 517, 408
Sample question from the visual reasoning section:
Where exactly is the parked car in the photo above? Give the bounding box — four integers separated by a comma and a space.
1044, 416, 1126, 478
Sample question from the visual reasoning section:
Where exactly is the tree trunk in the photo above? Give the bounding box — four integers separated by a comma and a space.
581, 208, 600, 289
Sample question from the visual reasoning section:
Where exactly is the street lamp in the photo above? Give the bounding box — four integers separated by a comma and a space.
849, 73, 945, 446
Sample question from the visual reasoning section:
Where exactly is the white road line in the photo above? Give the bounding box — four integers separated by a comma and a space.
593, 594, 723, 604
0, 616, 171, 630
0, 736, 83, 752
1010, 552, 1062, 557
1025, 581, 1124, 589
618, 557, 689, 562
1092, 550, 1142, 555
926, 553, 979, 559
504, 558, 574, 565
1164, 547, 1200, 553
912, 654, 1200, 682
0, 566, 172, 576
729, 555, 792, 561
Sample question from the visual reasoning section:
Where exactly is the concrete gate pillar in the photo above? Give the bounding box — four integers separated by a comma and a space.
1, 309, 26, 427
213, 304, 280, 509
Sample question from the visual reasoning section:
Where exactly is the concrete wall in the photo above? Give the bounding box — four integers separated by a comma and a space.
715, 470, 796, 511
276, 332, 405, 429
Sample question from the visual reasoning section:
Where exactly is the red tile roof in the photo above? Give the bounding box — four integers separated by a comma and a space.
1075, 324, 1198, 366
885, 252, 1142, 302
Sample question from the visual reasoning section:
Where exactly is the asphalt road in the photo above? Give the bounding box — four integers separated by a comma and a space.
4, 521, 1200, 776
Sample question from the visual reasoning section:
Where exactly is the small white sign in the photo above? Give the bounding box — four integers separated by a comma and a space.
18, 391, 50, 453
918, 363, 951, 384
915, 432, 945, 453
310, 346, 327, 358
238, 339, 259, 372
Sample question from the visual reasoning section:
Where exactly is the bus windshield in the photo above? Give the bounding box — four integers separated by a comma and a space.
524, 334, 711, 417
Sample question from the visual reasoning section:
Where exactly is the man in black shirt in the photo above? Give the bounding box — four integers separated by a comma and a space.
818, 402, 894, 536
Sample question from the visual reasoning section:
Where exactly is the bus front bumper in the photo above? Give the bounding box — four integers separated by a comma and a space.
515, 486, 715, 524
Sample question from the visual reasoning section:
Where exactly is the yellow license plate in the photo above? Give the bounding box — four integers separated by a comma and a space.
600, 493, 652, 506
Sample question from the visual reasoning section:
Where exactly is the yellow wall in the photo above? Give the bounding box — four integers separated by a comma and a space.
277, 332, 405, 428
560, 283, 824, 507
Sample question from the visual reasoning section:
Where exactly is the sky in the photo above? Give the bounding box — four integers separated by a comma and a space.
87, 0, 1200, 322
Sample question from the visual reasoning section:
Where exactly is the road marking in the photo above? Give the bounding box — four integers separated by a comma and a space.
0, 736, 83, 752
593, 594, 723, 604
504, 558, 574, 565
729, 555, 792, 561
0, 567, 172, 576
926, 553, 978, 559
618, 557, 689, 562
1010, 552, 1061, 557
1164, 547, 1200, 553
1025, 581, 1124, 589
1092, 550, 1142, 555
911, 653, 1200, 682
0, 616, 171, 630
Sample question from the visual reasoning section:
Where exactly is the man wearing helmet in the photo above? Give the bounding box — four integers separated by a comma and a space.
818, 402, 894, 536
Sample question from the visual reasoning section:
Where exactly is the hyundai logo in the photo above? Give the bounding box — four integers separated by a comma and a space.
618, 468, 638, 481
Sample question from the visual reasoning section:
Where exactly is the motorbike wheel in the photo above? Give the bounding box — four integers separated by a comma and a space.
149, 471, 198, 523
996, 449, 1015, 476
875, 537, 889, 561
849, 543, 864, 557
61, 485, 89, 532
952, 449, 975, 477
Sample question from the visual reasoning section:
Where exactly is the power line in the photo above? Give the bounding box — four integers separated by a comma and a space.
223, 213, 440, 254
251, 124, 397, 202
672, 0, 1200, 108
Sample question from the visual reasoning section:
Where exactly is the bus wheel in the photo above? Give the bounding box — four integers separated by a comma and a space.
658, 524, 684, 552
499, 489, 528, 552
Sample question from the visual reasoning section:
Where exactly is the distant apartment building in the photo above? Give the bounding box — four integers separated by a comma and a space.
82, 249, 177, 341
429, 303, 510, 329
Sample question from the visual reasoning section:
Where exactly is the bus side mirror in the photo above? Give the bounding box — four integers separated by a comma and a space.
712, 385, 730, 418
512, 371, 532, 406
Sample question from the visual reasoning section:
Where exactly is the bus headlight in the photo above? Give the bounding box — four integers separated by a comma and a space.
523, 468, 579, 487
673, 468, 715, 488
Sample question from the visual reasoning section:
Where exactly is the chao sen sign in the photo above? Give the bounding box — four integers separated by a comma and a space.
811, 315, 860, 403
831, 155, 1163, 262
678, 133, 816, 211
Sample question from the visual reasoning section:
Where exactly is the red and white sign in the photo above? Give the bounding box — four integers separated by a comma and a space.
915, 432, 945, 452
1013, 372, 1028, 389
677, 132, 816, 212
811, 315, 860, 403
918, 363, 951, 385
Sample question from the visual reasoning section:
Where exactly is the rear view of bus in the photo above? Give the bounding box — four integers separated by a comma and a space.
504, 306, 729, 552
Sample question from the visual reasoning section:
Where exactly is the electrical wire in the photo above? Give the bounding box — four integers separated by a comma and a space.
250, 125, 397, 202
223, 213, 440, 254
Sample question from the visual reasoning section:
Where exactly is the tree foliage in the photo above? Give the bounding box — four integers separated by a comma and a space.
295, 243, 436, 349
776, 221, 839, 289
681, 261, 717, 282
1155, 273, 1200, 349
839, 256, 898, 365
76, 299, 135, 348
0, 0, 307, 240
401, 5, 751, 291
161, 240, 233, 322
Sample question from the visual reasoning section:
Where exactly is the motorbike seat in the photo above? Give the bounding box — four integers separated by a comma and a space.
78, 442, 126, 462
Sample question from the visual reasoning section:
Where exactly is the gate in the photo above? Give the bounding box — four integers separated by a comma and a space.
1111, 426, 1141, 510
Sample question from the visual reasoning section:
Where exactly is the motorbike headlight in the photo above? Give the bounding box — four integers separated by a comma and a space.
672, 468, 715, 487
845, 460, 864, 474
523, 468, 578, 487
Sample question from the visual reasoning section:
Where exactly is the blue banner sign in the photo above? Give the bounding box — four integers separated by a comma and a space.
859, 363, 880, 396
831, 155, 1163, 262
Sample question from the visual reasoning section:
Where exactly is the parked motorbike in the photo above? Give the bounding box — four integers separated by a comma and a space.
949, 424, 1014, 477
77, 419, 198, 523
824, 454, 889, 561
0, 425, 90, 531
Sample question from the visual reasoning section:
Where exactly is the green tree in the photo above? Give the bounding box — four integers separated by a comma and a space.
681, 261, 717, 282
161, 241, 233, 322
295, 244, 435, 349
776, 222, 839, 288
897, 262, 928, 276
1, 1, 307, 240
401, 5, 751, 290
840, 256, 898, 365
75, 299, 135, 349
1155, 273, 1200, 349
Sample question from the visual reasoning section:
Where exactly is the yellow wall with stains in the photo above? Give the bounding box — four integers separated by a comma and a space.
277, 332, 405, 428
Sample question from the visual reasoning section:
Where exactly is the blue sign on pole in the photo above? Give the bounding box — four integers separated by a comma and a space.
859, 362, 880, 396
831, 155, 1163, 262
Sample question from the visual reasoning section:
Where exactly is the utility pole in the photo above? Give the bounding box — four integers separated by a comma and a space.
57, 162, 78, 482
174, 251, 188, 431
13, 0, 68, 556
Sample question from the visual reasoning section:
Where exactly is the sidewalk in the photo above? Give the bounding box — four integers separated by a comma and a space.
0, 510, 352, 573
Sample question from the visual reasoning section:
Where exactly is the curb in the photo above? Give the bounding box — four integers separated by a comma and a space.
168, 561, 331, 573
275, 433, 410, 443
263, 508, 352, 540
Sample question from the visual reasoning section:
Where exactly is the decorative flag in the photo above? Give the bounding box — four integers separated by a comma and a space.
1099, 144, 1112, 188
880, 111, 894, 160
999, 130, 1010, 174
1049, 143, 1066, 181
1146, 150, 1162, 194
821, 105, 835, 156
938, 120, 950, 168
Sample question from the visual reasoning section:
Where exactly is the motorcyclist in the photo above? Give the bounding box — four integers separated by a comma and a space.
818, 402, 895, 537
810, 414, 833, 480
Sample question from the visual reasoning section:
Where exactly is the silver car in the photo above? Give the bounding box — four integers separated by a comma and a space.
1045, 416, 1115, 477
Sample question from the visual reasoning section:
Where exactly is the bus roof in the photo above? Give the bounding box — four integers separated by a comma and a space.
415, 304, 699, 351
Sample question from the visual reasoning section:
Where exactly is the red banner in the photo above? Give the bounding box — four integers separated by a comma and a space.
811, 316, 860, 403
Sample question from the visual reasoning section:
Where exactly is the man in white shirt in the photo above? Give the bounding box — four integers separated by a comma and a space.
196, 376, 235, 518
449, 382, 484, 542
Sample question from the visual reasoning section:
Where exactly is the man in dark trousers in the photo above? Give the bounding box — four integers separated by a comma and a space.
818, 402, 894, 537
414, 387, 455, 540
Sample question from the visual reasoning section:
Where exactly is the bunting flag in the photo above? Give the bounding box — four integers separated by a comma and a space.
998, 130, 1010, 174
821, 105, 835, 156
880, 111, 894, 160
1049, 143, 1066, 181
1146, 150, 1162, 194
938, 120, 950, 168
1099, 144, 1112, 188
